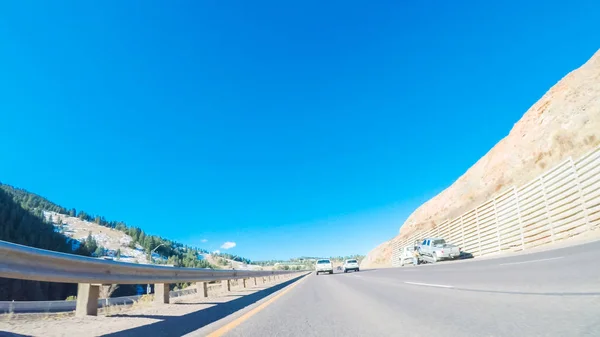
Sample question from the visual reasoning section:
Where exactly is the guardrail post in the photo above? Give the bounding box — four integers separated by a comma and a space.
154, 284, 170, 304
242, 279, 247, 288
224, 280, 231, 292
197, 282, 209, 297
254, 277, 257, 286
75, 283, 100, 317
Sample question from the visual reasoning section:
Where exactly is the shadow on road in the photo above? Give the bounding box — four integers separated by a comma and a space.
317, 269, 378, 276
458, 251, 475, 259
0, 332, 33, 337
101, 274, 307, 337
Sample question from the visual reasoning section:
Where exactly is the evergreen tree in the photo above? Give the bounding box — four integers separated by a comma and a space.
85, 232, 98, 253
94, 246, 104, 257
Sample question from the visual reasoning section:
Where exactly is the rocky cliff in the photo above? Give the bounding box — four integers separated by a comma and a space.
362, 49, 600, 268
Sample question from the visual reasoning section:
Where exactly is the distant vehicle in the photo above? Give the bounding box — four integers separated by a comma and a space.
399, 246, 416, 266
342, 259, 359, 273
417, 238, 461, 263
315, 259, 333, 275
337, 266, 342, 271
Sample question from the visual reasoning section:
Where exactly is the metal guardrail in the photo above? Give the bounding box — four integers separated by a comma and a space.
0, 240, 290, 284
0, 240, 301, 317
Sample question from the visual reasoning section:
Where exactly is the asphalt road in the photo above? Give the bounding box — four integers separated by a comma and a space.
213, 241, 600, 337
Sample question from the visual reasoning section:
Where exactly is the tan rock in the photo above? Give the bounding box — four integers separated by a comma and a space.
362, 49, 600, 269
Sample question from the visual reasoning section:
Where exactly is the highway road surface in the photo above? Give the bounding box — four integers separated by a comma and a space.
2, 241, 599, 337
199, 240, 600, 337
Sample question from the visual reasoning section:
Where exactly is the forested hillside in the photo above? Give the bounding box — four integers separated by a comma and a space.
0, 182, 222, 300
0, 187, 96, 301
1, 184, 68, 215
1, 182, 216, 268
213, 252, 252, 265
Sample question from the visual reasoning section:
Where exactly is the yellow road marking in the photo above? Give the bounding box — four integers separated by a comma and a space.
206, 274, 309, 337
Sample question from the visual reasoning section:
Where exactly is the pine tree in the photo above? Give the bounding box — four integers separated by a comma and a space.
85, 232, 98, 253
93, 246, 104, 257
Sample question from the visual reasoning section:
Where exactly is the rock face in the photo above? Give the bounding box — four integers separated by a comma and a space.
362, 49, 600, 269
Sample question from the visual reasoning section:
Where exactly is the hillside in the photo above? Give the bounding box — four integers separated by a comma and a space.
46, 210, 264, 270
363, 49, 600, 268
0, 187, 87, 301
0, 182, 331, 275
0, 183, 264, 271
45, 211, 158, 264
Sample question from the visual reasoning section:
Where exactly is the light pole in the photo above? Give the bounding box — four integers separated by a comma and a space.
147, 243, 166, 294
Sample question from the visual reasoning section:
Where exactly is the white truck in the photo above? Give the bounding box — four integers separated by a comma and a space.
417, 238, 461, 264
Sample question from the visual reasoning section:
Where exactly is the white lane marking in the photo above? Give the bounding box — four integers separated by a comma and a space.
404, 281, 454, 289
498, 256, 564, 266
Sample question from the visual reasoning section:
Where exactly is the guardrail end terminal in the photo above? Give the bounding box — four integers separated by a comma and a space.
75, 283, 100, 317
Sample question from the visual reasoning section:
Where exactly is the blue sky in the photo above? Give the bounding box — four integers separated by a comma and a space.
0, 1, 598, 260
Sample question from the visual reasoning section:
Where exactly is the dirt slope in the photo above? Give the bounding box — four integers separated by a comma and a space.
46, 211, 259, 269
363, 49, 600, 268
45, 211, 155, 264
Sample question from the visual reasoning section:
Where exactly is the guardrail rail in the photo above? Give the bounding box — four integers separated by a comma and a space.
0, 240, 301, 317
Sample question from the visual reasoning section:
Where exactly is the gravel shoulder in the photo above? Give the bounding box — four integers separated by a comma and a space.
0, 274, 306, 337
